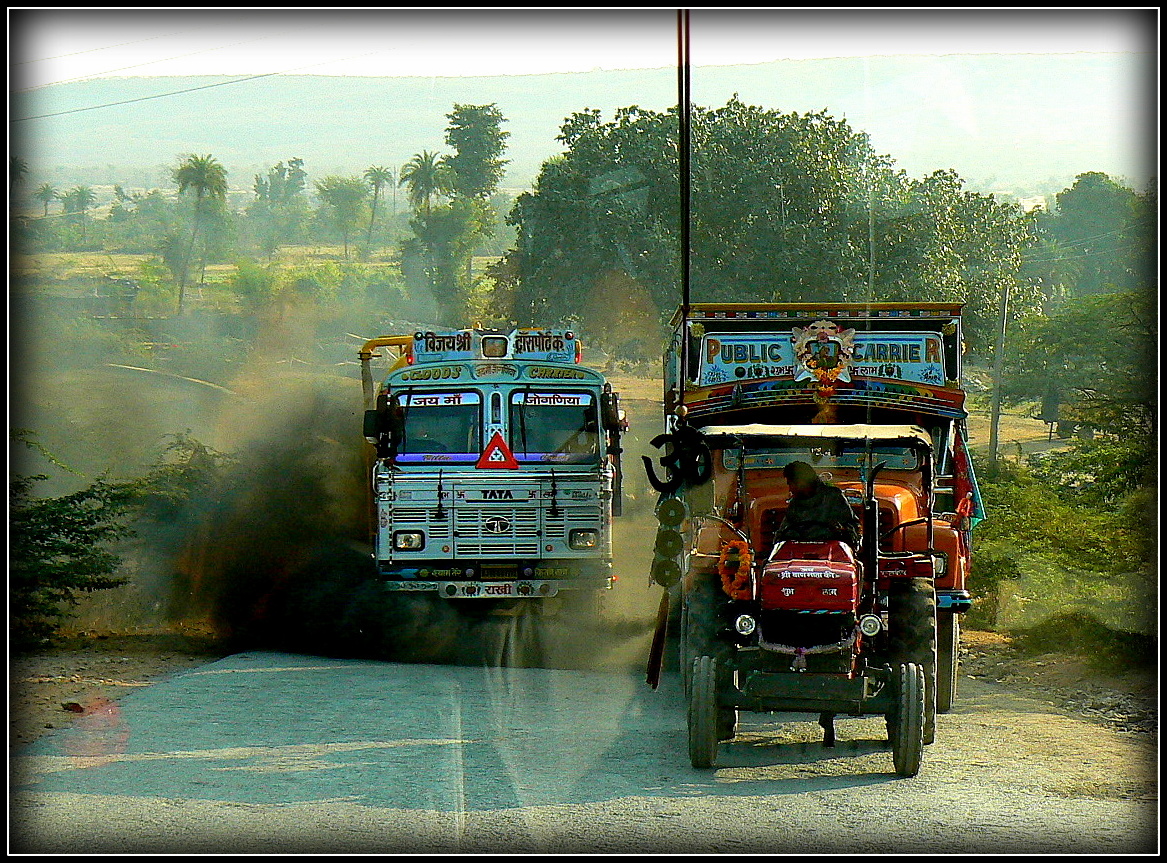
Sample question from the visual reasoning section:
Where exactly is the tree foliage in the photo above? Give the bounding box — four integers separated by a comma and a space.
443, 103, 510, 200
172, 153, 230, 309
313, 175, 370, 258
398, 150, 453, 218
249, 157, 310, 256
363, 165, 395, 253
1046, 171, 1149, 296
10, 471, 134, 651
1001, 290, 1155, 438
506, 98, 1035, 351
10, 432, 234, 652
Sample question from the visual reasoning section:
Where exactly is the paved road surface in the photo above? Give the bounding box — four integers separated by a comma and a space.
10, 651, 1157, 854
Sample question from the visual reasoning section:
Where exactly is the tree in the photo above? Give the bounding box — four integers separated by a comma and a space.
444, 103, 510, 200
363, 165, 395, 254
248, 157, 309, 257
10, 430, 235, 650
10, 430, 132, 651
507, 99, 1035, 353
1048, 172, 1143, 296
10, 154, 28, 190
1001, 290, 1155, 439
314, 175, 369, 258
60, 185, 97, 244
398, 150, 453, 219
32, 183, 58, 217
171, 153, 229, 313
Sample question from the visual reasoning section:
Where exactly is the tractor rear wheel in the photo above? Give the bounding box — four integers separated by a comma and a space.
681, 576, 722, 698
888, 578, 937, 744
688, 655, 720, 768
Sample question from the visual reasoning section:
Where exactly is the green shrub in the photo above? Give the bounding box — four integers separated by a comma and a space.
9, 431, 233, 651
10, 472, 135, 652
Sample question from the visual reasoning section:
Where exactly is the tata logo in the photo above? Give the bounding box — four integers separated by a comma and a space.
481, 489, 514, 500
484, 516, 512, 534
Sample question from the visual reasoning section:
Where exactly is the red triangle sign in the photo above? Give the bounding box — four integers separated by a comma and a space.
476, 431, 519, 469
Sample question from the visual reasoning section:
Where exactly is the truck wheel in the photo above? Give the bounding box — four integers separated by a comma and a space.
888, 578, 937, 744
888, 662, 926, 777
936, 611, 960, 713
688, 655, 720, 768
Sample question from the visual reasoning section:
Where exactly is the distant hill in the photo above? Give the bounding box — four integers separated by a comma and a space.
12, 53, 1153, 198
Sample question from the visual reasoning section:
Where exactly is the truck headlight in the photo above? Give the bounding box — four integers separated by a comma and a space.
569, 529, 598, 549
932, 552, 949, 578
393, 531, 425, 550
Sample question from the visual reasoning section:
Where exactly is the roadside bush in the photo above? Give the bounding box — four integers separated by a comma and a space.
10, 470, 135, 652
970, 454, 1153, 639
9, 431, 233, 652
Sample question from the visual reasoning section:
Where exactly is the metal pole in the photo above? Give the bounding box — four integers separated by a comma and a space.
677, 8, 692, 409
988, 281, 1011, 469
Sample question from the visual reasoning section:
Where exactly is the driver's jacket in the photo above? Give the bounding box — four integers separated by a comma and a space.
774, 480, 861, 547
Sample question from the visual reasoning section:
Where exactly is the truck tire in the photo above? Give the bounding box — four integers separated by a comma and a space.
888, 662, 926, 777
936, 611, 960, 713
688, 655, 720, 768
888, 577, 937, 744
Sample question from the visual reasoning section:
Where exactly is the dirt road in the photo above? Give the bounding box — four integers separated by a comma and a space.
9, 637, 1157, 854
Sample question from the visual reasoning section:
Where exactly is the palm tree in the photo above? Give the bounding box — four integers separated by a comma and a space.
61, 185, 96, 242
399, 151, 453, 219
33, 183, 59, 217
171, 154, 228, 313
363, 165, 395, 254
10, 155, 28, 191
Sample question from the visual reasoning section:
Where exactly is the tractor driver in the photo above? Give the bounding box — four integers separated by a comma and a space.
774, 460, 861, 549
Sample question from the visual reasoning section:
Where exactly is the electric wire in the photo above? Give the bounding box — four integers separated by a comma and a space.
12, 50, 385, 122
14, 31, 305, 93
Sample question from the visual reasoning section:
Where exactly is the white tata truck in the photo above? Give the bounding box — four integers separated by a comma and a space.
359, 328, 625, 607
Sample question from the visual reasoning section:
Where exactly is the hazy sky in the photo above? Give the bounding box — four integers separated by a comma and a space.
10, 8, 1155, 90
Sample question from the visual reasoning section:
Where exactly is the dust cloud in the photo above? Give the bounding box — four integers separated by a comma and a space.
12, 291, 665, 672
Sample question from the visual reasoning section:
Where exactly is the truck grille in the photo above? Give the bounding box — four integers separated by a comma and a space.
392, 507, 451, 540
544, 505, 601, 539
454, 507, 540, 556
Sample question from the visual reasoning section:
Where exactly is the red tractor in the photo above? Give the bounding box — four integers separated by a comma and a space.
671, 424, 942, 777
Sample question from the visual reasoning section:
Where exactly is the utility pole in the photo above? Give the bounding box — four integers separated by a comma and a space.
987, 280, 1012, 469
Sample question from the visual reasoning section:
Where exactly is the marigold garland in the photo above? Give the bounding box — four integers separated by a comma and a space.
718, 539, 753, 599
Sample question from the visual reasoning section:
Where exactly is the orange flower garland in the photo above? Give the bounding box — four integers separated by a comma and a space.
718, 539, 753, 599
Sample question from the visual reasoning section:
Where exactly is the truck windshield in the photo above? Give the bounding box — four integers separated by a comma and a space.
722, 443, 920, 472
398, 391, 481, 458
509, 391, 599, 463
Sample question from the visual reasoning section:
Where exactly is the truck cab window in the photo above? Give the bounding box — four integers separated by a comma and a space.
398, 392, 481, 456
509, 391, 599, 463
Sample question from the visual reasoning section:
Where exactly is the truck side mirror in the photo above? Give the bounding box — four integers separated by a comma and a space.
600, 390, 622, 431
363, 409, 381, 441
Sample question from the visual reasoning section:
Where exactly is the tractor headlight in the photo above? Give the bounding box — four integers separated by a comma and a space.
734, 614, 757, 636
569, 529, 599, 549
859, 614, 883, 636
393, 531, 425, 551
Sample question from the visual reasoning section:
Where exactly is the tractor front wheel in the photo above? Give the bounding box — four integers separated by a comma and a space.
888, 662, 926, 777
688, 655, 720, 768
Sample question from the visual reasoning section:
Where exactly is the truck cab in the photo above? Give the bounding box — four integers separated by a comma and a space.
360, 328, 625, 606
650, 303, 983, 718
